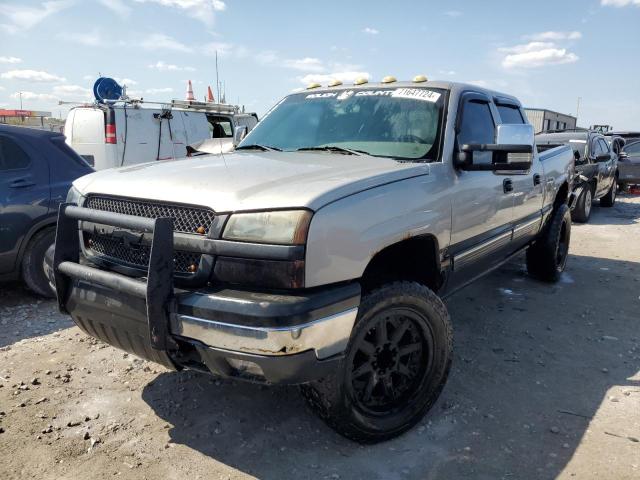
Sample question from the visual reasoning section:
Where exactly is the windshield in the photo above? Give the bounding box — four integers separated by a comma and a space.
239, 87, 446, 160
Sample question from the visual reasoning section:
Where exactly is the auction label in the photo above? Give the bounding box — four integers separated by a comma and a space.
391, 88, 441, 103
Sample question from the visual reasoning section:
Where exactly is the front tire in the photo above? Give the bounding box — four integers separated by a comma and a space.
571, 187, 592, 223
21, 228, 56, 298
301, 282, 453, 443
526, 204, 571, 282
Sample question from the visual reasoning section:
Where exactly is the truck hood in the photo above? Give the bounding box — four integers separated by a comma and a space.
73, 151, 430, 212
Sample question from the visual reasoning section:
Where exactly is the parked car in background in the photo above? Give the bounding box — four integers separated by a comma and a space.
0, 125, 93, 296
617, 140, 640, 190
65, 100, 257, 170
49, 79, 574, 442
537, 130, 617, 222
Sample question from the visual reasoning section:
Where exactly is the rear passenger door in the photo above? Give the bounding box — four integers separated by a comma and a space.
0, 134, 50, 274
495, 100, 544, 247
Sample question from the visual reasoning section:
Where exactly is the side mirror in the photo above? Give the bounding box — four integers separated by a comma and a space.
619, 152, 629, 161
595, 153, 611, 162
456, 124, 534, 171
234, 125, 248, 145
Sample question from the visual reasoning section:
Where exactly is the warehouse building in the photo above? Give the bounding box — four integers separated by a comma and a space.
524, 108, 577, 133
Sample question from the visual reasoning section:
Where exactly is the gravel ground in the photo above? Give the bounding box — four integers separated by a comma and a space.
1, 195, 639, 480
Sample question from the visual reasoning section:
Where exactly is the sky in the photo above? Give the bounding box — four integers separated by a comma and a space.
1, 0, 639, 129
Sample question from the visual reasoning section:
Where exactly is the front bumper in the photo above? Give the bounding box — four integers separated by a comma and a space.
51, 204, 360, 384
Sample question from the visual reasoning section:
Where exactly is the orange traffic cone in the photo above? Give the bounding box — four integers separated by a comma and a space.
207, 86, 215, 103
186, 80, 195, 101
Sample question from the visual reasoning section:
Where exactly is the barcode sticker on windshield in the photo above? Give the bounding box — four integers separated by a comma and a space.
391, 88, 441, 103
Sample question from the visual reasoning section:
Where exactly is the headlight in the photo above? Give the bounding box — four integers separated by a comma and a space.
222, 210, 312, 245
66, 185, 83, 205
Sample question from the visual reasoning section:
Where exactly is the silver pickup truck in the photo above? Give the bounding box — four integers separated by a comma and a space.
50, 78, 574, 443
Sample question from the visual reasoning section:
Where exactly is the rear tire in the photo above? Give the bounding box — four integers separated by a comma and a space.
526, 204, 571, 282
21, 228, 56, 298
300, 281, 452, 443
571, 187, 592, 223
600, 179, 617, 207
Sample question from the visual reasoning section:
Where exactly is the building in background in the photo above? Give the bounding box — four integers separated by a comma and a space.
524, 108, 577, 133
0, 109, 64, 132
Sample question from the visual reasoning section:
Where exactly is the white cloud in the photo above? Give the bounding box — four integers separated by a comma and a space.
444, 10, 463, 17
362, 27, 379, 35
148, 60, 195, 72
438, 69, 456, 76
97, 0, 131, 17
114, 77, 138, 86
139, 33, 192, 52
299, 71, 370, 86
134, 0, 225, 25
0, 0, 74, 34
57, 29, 105, 47
52, 84, 92, 99
601, 0, 640, 6
525, 31, 582, 41
0, 56, 22, 64
0, 86, 5, 91
1, 69, 66, 82
202, 42, 235, 57
499, 41, 579, 69
255, 50, 278, 65
10, 91, 56, 101
145, 87, 174, 94
283, 57, 324, 72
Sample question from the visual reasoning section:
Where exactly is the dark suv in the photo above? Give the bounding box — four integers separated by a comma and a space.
0, 125, 93, 296
536, 129, 618, 222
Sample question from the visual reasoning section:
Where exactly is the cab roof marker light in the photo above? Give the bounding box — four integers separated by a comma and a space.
413, 75, 428, 83
353, 77, 368, 85
306, 83, 322, 90
328, 79, 343, 87
381, 76, 397, 84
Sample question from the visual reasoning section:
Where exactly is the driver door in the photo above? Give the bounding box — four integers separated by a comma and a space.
449, 93, 514, 286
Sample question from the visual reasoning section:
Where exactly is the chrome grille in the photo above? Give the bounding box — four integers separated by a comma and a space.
86, 233, 201, 274
85, 196, 215, 235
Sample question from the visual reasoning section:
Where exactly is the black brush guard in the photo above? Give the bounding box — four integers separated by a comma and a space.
54, 203, 178, 353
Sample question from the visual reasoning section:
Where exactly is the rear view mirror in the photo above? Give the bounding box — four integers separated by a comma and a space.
457, 124, 535, 171
234, 125, 248, 145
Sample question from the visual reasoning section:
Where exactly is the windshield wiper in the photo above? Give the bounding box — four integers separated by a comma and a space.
235, 144, 282, 152
296, 145, 368, 156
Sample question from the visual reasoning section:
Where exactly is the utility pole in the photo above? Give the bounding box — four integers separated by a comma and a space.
18, 91, 23, 110
215, 51, 220, 104
575, 97, 582, 124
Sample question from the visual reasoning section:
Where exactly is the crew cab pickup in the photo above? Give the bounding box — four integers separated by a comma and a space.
537, 130, 617, 222
50, 79, 574, 443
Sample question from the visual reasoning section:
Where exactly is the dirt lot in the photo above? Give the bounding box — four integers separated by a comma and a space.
1, 196, 639, 480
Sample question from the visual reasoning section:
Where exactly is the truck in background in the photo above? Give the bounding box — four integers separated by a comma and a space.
64, 99, 258, 170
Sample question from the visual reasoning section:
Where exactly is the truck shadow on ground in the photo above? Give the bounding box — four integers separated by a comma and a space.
142, 253, 640, 480
0, 282, 72, 349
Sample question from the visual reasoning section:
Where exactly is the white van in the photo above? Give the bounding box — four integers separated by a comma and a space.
64, 101, 258, 170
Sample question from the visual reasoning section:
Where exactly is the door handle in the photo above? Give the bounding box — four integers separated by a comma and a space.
533, 174, 541, 185
503, 178, 513, 193
9, 178, 35, 188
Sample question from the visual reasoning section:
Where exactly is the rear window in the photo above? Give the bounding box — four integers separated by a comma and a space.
50, 136, 93, 169
497, 104, 524, 124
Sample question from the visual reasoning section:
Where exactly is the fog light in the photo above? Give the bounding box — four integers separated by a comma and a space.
227, 358, 264, 378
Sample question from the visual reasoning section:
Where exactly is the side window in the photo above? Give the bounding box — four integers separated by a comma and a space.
496, 104, 524, 124
591, 138, 604, 158
458, 99, 495, 165
624, 141, 640, 154
598, 139, 610, 154
0, 136, 31, 171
